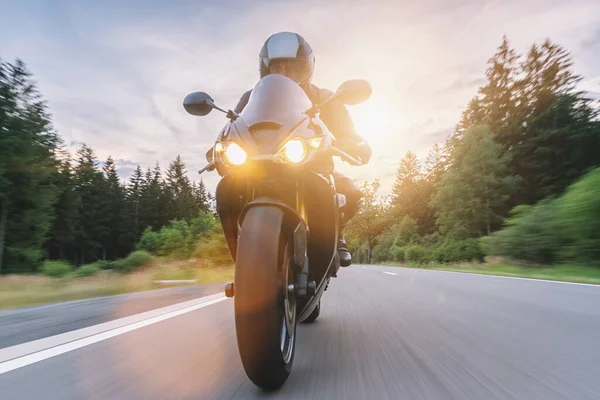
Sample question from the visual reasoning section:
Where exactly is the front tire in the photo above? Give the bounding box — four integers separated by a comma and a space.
234, 206, 296, 390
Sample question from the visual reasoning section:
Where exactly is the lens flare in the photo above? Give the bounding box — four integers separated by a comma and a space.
224, 142, 247, 165
283, 139, 307, 163
309, 137, 323, 149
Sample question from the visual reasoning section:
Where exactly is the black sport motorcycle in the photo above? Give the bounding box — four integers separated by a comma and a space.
183, 74, 371, 389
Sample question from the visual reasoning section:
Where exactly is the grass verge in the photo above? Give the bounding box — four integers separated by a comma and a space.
0, 260, 234, 310
388, 262, 600, 285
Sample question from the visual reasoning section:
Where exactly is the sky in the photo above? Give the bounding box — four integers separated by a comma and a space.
1, 0, 600, 195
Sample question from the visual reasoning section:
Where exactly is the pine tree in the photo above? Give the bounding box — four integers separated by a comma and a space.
125, 165, 144, 248
0, 59, 60, 273
100, 156, 125, 259
455, 36, 520, 141
424, 143, 446, 184
193, 179, 211, 212
165, 155, 197, 221
479, 36, 521, 137
511, 39, 600, 204
47, 157, 81, 262
390, 151, 427, 224
73, 144, 107, 264
139, 163, 168, 232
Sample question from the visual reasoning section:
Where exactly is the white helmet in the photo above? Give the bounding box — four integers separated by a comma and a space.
259, 32, 315, 88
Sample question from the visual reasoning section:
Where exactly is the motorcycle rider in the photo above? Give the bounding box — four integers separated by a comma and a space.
231, 32, 371, 266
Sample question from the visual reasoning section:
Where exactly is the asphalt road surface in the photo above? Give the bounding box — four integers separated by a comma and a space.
0, 283, 224, 348
1, 266, 600, 399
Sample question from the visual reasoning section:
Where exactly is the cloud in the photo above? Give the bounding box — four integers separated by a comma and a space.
445, 77, 487, 93
2, 0, 600, 197
581, 29, 600, 49
68, 140, 85, 148
114, 159, 139, 180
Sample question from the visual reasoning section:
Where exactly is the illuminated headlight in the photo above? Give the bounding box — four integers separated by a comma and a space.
309, 137, 323, 149
222, 142, 247, 166
281, 139, 308, 163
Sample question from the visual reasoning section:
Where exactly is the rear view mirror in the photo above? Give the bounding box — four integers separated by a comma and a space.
183, 92, 215, 116
335, 80, 372, 105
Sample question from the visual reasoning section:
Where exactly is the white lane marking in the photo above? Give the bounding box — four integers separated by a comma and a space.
0, 293, 226, 362
153, 279, 198, 284
383, 271, 398, 276
382, 266, 600, 287
0, 295, 228, 375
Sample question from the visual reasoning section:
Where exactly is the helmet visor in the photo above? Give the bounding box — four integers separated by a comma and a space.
267, 58, 311, 86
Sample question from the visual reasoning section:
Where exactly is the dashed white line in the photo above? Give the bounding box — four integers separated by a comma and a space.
383, 271, 398, 276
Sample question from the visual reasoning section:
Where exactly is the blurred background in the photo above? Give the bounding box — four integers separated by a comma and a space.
1, 0, 600, 304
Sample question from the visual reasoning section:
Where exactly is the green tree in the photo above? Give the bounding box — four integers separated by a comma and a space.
100, 156, 125, 259
0, 59, 60, 273
455, 36, 520, 143
139, 163, 169, 231
512, 40, 600, 204
424, 143, 446, 184
193, 179, 211, 213
488, 168, 600, 265
431, 125, 517, 238
455, 37, 600, 209
73, 144, 107, 264
488, 201, 560, 264
390, 151, 427, 222
556, 168, 600, 264
47, 157, 81, 262
124, 165, 144, 249
345, 180, 386, 263
165, 155, 197, 221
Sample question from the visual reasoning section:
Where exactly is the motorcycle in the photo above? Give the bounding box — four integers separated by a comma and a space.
183, 74, 371, 389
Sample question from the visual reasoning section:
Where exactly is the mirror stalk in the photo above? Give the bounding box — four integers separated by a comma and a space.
206, 100, 239, 121
304, 93, 340, 117
198, 162, 215, 175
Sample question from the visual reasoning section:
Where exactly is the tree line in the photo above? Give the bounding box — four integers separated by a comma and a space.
347, 36, 600, 266
2, 35, 599, 274
0, 59, 212, 274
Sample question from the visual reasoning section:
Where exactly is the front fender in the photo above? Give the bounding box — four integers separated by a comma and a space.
239, 197, 307, 269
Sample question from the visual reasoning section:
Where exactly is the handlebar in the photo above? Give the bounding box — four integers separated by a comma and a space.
330, 146, 363, 166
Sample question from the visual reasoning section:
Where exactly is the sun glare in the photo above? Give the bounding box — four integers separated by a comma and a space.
351, 103, 390, 143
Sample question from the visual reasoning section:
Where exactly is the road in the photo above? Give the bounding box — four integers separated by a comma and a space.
0, 283, 224, 348
1, 265, 600, 399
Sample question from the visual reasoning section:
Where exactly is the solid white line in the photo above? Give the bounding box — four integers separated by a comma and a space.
0, 295, 228, 375
383, 271, 398, 276
382, 266, 600, 287
0, 293, 226, 362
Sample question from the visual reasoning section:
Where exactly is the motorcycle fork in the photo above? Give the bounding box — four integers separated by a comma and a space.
293, 180, 312, 297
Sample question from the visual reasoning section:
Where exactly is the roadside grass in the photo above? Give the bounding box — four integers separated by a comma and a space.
0, 259, 234, 310
388, 261, 600, 285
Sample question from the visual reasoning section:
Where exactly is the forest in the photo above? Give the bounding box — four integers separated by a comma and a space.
0, 59, 215, 274
1, 36, 600, 276
346, 37, 600, 267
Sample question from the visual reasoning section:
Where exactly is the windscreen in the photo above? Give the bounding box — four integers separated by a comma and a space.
240, 74, 312, 127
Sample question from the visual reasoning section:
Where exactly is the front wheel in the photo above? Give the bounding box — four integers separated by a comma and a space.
234, 206, 297, 390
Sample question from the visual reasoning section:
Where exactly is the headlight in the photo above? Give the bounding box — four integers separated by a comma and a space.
281, 139, 308, 163
309, 137, 323, 149
222, 142, 247, 165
